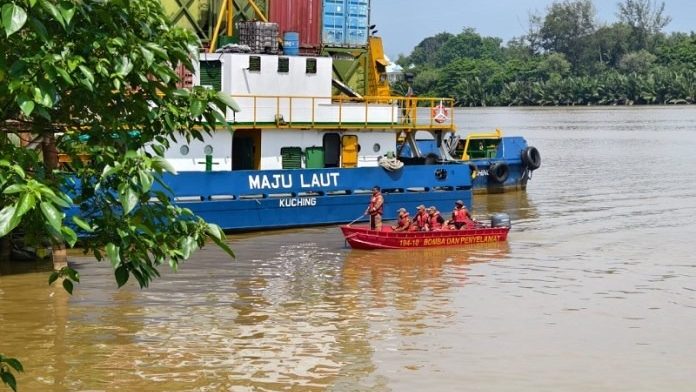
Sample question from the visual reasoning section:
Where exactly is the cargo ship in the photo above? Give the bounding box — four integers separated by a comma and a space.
155, 0, 540, 230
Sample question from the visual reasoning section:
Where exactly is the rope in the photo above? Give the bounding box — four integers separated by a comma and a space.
378, 155, 404, 171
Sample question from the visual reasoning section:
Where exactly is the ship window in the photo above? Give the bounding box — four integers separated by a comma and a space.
248, 56, 261, 72
373, 143, 380, 152
306, 58, 317, 74
204, 145, 214, 155
278, 57, 289, 73
180, 145, 190, 155
280, 147, 302, 169
199, 60, 222, 91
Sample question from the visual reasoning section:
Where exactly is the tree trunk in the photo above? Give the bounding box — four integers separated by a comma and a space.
0, 236, 10, 262
42, 132, 67, 270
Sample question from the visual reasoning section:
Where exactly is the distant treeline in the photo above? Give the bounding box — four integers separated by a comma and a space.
393, 0, 696, 106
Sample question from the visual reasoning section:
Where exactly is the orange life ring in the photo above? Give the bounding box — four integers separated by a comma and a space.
431, 102, 449, 123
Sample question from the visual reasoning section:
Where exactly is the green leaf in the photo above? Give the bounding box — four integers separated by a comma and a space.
152, 156, 177, 174
3, 184, 26, 194
65, 267, 80, 282
16, 94, 35, 116
57, 1, 75, 25
48, 271, 59, 285
3, 358, 23, 372
0, 371, 17, 392
215, 91, 241, 112
0, 204, 20, 237
205, 223, 223, 240
139, 46, 154, 66
138, 171, 153, 193
72, 216, 94, 232
61, 226, 77, 247
39, 201, 62, 232
190, 99, 203, 117
78, 65, 94, 84
2, 3, 27, 37
210, 234, 235, 258
14, 192, 36, 218
11, 164, 25, 178
114, 265, 129, 288
105, 243, 121, 268
119, 186, 138, 215
62, 279, 73, 294
39, 0, 65, 28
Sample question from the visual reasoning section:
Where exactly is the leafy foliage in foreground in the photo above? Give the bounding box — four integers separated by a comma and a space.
2, 0, 237, 386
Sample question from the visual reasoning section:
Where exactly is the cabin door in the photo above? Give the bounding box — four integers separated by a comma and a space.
323, 133, 340, 168
232, 130, 260, 170
341, 135, 358, 168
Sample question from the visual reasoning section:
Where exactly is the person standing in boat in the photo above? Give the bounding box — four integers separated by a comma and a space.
413, 205, 430, 231
392, 208, 412, 232
449, 200, 474, 230
365, 186, 384, 231
428, 206, 446, 231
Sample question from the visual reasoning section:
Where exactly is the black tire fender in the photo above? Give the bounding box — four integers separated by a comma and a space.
521, 146, 541, 170
489, 162, 510, 183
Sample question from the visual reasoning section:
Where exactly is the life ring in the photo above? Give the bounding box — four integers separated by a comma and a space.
431, 102, 449, 124
521, 146, 541, 170
488, 162, 509, 183
467, 162, 478, 179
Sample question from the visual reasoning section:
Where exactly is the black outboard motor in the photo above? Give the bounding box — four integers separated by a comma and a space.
491, 213, 511, 228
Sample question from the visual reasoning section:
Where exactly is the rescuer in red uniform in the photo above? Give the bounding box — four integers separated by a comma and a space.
392, 208, 412, 232
413, 204, 430, 231
428, 206, 446, 231
449, 200, 474, 230
365, 186, 384, 231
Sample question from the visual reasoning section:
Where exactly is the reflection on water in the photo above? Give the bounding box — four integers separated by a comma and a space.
2, 106, 696, 391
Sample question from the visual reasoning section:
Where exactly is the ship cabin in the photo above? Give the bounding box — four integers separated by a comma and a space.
164, 50, 458, 173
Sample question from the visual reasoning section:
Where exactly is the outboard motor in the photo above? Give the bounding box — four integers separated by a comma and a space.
490, 213, 511, 228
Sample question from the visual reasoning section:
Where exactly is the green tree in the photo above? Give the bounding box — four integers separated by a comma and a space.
433, 28, 504, 67
617, 0, 671, 51
1, 0, 235, 389
619, 50, 658, 73
401, 32, 454, 67
540, 0, 597, 70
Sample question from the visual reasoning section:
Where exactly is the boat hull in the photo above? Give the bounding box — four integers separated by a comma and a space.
340, 225, 510, 250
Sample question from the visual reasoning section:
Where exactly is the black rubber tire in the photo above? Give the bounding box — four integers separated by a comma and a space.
489, 162, 510, 183
521, 146, 541, 170
424, 153, 440, 165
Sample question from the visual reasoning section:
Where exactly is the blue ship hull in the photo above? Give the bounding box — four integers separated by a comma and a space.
162, 165, 473, 231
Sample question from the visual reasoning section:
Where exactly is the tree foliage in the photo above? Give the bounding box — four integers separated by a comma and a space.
1, 0, 237, 385
396, 0, 696, 107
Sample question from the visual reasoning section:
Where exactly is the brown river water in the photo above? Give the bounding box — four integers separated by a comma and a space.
2, 106, 696, 391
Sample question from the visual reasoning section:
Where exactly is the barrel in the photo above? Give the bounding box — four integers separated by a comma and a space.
283, 32, 299, 55
490, 213, 511, 228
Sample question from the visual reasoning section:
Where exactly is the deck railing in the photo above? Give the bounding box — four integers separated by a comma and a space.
227, 95, 456, 131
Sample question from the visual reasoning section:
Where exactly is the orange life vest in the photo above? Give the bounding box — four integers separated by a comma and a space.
369, 193, 383, 215
453, 208, 468, 223
429, 213, 443, 230
415, 212, 429, 230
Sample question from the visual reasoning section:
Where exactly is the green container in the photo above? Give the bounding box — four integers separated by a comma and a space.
305, 146, 325, 168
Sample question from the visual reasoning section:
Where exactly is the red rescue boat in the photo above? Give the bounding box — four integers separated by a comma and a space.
341, 224, 510, 250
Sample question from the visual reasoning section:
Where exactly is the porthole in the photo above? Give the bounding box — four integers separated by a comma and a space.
204, 145, 214, 155
373, 143, 381, 153
179, 145, 190, 155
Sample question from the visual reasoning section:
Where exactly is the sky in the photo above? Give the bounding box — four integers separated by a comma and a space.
370, 0, 696, 58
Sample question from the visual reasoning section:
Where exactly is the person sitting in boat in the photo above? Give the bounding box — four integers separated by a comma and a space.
428, 206, 446, 231
392, 208, 412, 232
413, 204, 430, 231
365, 186, 384, 231
448, 200, 474, 230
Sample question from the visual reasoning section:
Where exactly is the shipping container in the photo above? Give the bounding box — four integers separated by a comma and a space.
269, 0, 322, 50
345, 0, 369, 46
322, 0, 369, 47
